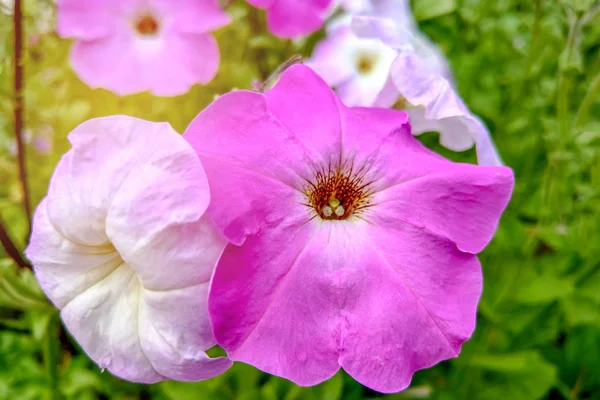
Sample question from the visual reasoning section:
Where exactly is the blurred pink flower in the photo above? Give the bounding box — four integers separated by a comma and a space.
246, 0, 333, 38
353, 16, 502, 165
308, 0, 451, 108
26, 116, 231, 383
184, 65, 514, 393
57, 0, 231, 96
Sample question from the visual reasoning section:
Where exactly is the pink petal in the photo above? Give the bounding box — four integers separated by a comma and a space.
264, 64, 343, 158
306, 26, 356, 87
209, 211, 342, 386
264, 0, 332, 38
339, 105, 514, 253
70, 32, 220, 96
339, 221, 482, 393
57, 0, 135, 40
352, 16, 502, 165
148, 0, 230, 34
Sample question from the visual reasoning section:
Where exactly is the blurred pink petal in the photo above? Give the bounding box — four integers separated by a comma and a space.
246, 0, 332, 38
352, 16, 502, 165
184, 65, 514, 393
58, 0, 230, 95
26, 116, 231, 383
307, 22, 396, 107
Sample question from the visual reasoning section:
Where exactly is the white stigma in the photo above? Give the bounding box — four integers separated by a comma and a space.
322, 205, 333, 217
334, 205, 345, 217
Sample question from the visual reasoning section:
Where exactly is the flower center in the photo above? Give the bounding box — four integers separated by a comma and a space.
135, 13, 159, 36
304, 163, 373, 221
355, 50, 378, 75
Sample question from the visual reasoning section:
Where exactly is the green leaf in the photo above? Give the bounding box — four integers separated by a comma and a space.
413, 0, 457, 21
561, 293, 600, 327
0, 269, 52, 311
516, 274, 574, 304
468, 351, 557, 400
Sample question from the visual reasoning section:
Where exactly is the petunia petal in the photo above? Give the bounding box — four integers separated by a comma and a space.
209, 222, 343, 386
56, 0, 135, 40
339, 104, 513, 253
139, 284, 232, 381
264, 0, 331, 38
148, 0, 230, 34
60, 262, 164, 383
70, 31, 220, 96
339, 221, 482, 393
264, 64, 343, 158
352, 16, 502, 165
27, 200, 122, 308
306, 26, 357, 87
27, 116, 231, 383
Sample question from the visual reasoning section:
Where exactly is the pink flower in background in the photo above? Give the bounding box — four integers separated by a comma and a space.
353, 16, 502, 165
246, 0, 333, 38
308, 0, 451, 108
26, 116, 231, 383
57, 0, 231, 96
184, 65, 514, 392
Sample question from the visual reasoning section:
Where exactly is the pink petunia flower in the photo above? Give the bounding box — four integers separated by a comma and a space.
308, 5, 502, 166
184, 65, 514, 393
352, 16, 502, 165
57, 0, 231, 96
246, 0, 333, 38
26, 116, 231, 383
308, 1, 451, 109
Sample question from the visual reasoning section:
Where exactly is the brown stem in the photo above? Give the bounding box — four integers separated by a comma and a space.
13, 0, 32, 234
0, 215, 31, 270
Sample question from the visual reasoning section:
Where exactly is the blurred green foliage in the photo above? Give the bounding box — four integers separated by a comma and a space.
1, 0, 599, 399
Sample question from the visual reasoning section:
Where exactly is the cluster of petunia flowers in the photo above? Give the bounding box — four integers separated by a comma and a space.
26, 0, 515, 395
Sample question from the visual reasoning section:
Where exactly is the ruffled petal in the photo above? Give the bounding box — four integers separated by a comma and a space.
60, 262, 164, 383
339, 221, 482, 393
352, 16, 502, 165
339, 105, 513, 253
28, 116, 230, 383
139, 284, 232, 381
26, 200, 122, 308
391, 51, 502, 165
209, 222, 344, 386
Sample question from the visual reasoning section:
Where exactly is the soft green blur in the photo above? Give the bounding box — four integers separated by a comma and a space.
1, 0, 599, 399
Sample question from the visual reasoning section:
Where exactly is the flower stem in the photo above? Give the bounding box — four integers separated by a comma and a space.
13, 0, 32, 234
0, 215, 31, 270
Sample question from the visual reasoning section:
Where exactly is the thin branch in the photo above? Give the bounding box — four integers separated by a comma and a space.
13, 0, 32, 233
0, 215, 31, 270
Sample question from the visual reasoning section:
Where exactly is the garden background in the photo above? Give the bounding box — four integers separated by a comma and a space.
1, 0, 599, 399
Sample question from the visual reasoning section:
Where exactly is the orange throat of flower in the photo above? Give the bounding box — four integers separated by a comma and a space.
135, 13, 160, 36
304, 163, 373, 221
